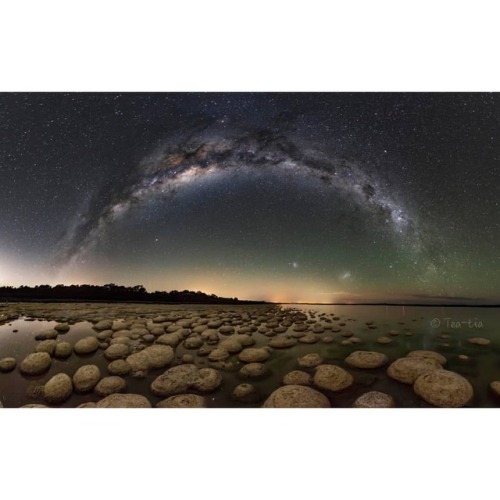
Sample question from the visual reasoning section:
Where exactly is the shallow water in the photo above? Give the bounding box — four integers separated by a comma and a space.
0, 302, 499, 408
278, 304, 500, 408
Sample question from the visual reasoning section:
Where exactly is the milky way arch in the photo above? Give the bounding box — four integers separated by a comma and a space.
56, 125, 427, 269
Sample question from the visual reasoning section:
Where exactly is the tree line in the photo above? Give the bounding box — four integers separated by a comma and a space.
0, 283, 265, 304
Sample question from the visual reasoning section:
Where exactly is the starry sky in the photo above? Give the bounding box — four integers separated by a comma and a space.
0, 93, 499, 304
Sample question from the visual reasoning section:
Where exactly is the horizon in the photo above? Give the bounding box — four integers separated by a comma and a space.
1, 282, 498, 307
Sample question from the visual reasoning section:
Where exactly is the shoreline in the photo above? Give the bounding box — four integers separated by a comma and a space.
1, 300, 498, 308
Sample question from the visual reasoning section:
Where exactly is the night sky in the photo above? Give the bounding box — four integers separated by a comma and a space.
0, 93, 499, 303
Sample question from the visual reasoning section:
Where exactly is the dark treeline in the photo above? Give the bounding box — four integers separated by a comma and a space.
0, 283, 266, 304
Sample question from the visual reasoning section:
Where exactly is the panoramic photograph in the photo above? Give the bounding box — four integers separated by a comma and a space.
0, 92, 498, 408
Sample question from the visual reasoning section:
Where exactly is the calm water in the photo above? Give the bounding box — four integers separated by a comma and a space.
1, 303, 499, 408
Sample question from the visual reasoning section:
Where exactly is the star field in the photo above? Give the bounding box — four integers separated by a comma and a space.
0, 93, 499, 303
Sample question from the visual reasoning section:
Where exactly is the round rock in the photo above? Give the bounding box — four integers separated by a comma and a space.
232, 383, 258, 403
406, 350, 447, 365
113, 329, 133, 339
43, 373, 73, 404
94, 376, 127, 397
104, 343, 130, 360
19, 352, 52, 375
282, 370, 312, 386
207, 320, 222, 328
238, 348, 269, 363
292, 324, 308, 333
490, 381, 500, 398
144, 344, 174, 369
239, 362, 270, 379
235, 334, 255, 347
298, 333, 320, 344
192, 368, 222, 392
97, 330, 114, 340
268, 337, 297, 349
377, 336, 392, 344
218, 338, 243, 354
197, 346, 212, 357
126, 351, 150, 373
353, 391, 395, 408
387, 357, 442, 384
93, 320, 113, 331
77, 402, 97, 408
414, 370, 474, 407
155, 333, 182, 347
152, 315, 168, 323
157, 394, 207, 408
107, 359, 132, 376
184, 336, 204, 349
35, 339, 57, 355
35, 329, 58, 340
208, 348, 230, 362
73, 364, 101, 393
0, 357, 17, 373
150, 364, 199, 397
96, 393, 152, 408
297, 353, 324, 368
74, 336, 99, 355
54, 323, 70, 333
263, 385, 331, 408
468, 337, 490, 346
131, 327, 149, 337
313, 364, 353, 392
54, 342, 72, 359
345, 351, 388, 369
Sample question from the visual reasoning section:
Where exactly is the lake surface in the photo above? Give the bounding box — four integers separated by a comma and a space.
0, 302, 499, 408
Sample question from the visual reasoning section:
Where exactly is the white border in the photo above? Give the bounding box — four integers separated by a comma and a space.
1, 2, 499, 499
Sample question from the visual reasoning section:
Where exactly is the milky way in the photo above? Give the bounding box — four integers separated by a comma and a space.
58, 124, 426, 268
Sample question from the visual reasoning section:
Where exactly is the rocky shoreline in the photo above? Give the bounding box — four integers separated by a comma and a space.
0, 302, 496, 408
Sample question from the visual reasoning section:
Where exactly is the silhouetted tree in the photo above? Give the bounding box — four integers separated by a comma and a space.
0, 284, 265, 304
